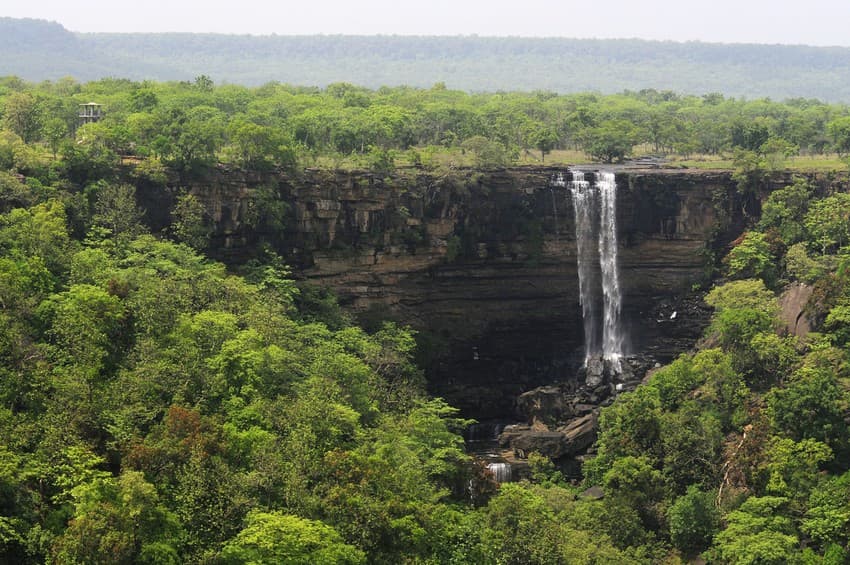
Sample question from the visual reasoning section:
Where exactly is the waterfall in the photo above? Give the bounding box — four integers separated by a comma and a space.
568, 170, 624, 369
464, 422, 505, 443
550, 187, 560, 239
597, 172, 624, 369
569, 171, 600, 362
486, 462, 512, 483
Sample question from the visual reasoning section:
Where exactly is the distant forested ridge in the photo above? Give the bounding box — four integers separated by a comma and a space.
6, 17, 850, 101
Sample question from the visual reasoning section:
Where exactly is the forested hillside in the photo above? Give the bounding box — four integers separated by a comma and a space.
2, 76, 850, 562
7, 17, 850, 100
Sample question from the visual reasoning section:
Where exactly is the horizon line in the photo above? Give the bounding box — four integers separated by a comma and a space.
6, 17, 849, 50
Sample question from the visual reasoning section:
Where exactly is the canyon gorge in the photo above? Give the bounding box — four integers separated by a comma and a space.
137, 165, 772, 423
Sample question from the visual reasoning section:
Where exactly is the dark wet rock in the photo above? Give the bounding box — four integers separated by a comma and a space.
517, 385, 574, 425
585, 357, 605, 388
573, 403, 597, 416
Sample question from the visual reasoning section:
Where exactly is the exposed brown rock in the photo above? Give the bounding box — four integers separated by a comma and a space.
779, 282, 813, 338
556, 412, 599, 454
498, 412, 598, 460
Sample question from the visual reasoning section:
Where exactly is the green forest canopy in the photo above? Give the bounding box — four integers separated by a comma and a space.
2, 74, 850, 563
1, 74, 850, 174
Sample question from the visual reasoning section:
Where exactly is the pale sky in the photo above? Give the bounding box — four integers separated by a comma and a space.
4, 0, 848, 46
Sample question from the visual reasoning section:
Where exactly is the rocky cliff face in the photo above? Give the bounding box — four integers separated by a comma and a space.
146, 166, 746, 419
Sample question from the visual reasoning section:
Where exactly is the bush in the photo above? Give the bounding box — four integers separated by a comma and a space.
725, 231, 775, 285
668, 486, 720, 555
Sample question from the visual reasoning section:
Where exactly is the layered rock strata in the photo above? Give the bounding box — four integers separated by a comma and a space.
140, 166, 748, 418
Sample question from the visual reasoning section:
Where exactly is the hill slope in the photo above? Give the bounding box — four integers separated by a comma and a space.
4, 17, 850, 100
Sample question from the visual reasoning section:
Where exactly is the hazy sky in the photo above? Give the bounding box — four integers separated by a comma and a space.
5, 0, 848, 46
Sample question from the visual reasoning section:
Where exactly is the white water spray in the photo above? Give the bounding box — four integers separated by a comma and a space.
569, 171, 600, 362
596, 171, 623, 369
567, 170, 624, 370
486, 462, 512, 483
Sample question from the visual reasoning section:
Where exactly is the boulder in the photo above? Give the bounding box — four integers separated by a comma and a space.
506, 430, 571, 459
516, 385, 574, 424
498, 412, 599, 460
585, 356, 605, 388
580, 485, 605, 500
779, 282, 813, 338
556, 413, 598, 454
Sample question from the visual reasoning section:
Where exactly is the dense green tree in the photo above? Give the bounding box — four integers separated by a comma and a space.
761, 437, 833, 500
315, 400, 469, 562
758, 178, 812, 246
667, 486, 720, 555
60, 136, 120, 185
227, 117, 296, 170
804, 192, 850, 254
802, 471, 850, 549
526, 124, 560, 162
130, 88, 159, 112
602, 456, 667, 528
580, 119, 636, 162
823, 303, 850, 345
477, 483, 626, 564
173, 452, 251, 560
0, 199, 73, 276
170, 193, 210, 251
731, 118, 771, 151
460, 136, 512, 168
162, 106, 226, 171
660, 405, 723, 490
1, 92, 42, 143
827, 116, 850, 156
725, 231, 776, 284
760, 137, 798, 171
221, 511, 365, 564
50, 471, 181, 565
766, 367, 848, 454
42, 117, 68, 158
709, 496, 799, 564
785, 242, 830, 283
705, 279, 777, 334
76, 122, 135, 156
583, 386, 663, 483
91, 182, 147, 241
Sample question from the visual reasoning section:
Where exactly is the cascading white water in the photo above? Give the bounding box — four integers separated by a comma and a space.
596, 171, 624, 369
552, 171, 566, 188
486, 462, 512, 483
550, 187, 560, 239
569, 171, 600, 363
568, 170, 624, 370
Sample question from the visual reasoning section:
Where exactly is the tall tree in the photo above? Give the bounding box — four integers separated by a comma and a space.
2, 92, 42, 143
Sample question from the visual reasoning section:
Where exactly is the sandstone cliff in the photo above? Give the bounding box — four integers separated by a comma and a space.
139, 166, 748, 418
